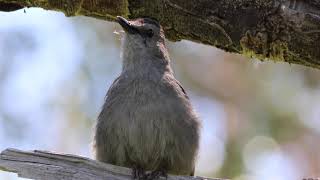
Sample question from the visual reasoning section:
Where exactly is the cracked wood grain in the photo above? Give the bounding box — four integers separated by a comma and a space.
0, 148, 226, 180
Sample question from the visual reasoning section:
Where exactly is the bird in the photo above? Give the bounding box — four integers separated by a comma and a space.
93, 16, 200, 179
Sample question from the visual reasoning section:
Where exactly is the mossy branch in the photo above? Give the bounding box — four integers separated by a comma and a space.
0, 0, 320, 69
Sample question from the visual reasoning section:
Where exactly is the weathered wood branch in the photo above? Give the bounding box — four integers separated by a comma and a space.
0, 148, 225, 180
0, 0, 320, 69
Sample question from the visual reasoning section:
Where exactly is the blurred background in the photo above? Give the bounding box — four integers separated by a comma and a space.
1, 8, 320, 180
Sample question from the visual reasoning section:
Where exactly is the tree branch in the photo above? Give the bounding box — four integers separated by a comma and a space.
0, 0, 320, 69
0, 148, 226, 180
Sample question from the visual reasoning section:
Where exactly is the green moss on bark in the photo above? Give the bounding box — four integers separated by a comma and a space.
1, 0, 319, 69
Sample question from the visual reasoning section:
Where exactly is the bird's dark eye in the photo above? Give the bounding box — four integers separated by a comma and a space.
146, 29, 154, 37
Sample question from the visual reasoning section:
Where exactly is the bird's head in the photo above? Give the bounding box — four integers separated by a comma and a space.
116, 16, 170, 72
117, 16, 166, 49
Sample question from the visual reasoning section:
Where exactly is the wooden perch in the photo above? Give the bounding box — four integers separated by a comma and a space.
0, 0, 320, 69
0, 148, 226, 180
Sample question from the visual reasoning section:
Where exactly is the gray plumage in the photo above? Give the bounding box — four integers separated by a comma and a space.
93, 17, 200, 176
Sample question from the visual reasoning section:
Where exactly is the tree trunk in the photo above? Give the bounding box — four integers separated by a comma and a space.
0, 0, 320, 69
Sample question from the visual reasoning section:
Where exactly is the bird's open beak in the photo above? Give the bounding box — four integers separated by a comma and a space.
116, 16, 138, 34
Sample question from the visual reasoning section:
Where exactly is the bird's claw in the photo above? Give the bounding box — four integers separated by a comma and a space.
132, 166, 146, 180
145, 170, 168, 180
132, 167, 167, 180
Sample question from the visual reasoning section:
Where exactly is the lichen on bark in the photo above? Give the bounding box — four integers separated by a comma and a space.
0, 0, 320, 69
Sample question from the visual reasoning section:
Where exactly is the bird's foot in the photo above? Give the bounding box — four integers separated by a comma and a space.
132, 166, 146, 180
132, 167, 167, 180
145, 169, 168, 180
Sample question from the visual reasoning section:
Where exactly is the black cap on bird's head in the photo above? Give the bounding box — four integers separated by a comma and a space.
116, 16, 163, 39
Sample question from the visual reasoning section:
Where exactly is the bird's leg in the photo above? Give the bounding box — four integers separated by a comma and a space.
132, 166, 147, 180
145, 169, 168, 180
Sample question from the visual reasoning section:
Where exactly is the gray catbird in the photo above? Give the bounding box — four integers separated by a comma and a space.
93, 16, 200, 178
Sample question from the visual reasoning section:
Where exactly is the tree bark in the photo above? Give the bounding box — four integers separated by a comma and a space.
0, 0, 320, 69
0, 148, 226, 180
